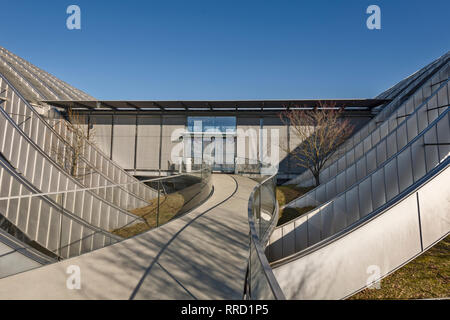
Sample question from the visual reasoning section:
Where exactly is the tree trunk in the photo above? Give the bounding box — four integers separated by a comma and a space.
314, 173, 320, 187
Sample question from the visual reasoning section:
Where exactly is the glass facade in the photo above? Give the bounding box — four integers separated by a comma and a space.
186, 117, 237, 172
187, 116, 236, 133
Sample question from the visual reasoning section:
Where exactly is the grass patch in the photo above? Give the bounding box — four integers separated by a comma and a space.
275, 184, 315, 225
277, 206, 316, 226
349, 235, 450, 300
276, 185, 314, 207
111, 192, 185, 238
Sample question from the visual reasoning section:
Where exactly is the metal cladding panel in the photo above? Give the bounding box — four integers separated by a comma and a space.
337, 156, 346, 173
437, 112, 450, 159
26, 197, 41, 238
36, 204, 50, 245
345, 164, 356, 188
371, 168, 386, 210
325, 178, 336, 200
384, 158, 399, 201
346, 149, 355, 168
356, 157, 367, 181
437, 83, 449, 113
424, 126, 439, 172
366, 148, 377, 174
136, 116, 161, 170
417, 100, 429, 133
379, 121, 389, 140
307, 209, 322, 247
396, 104, 406, 123
329, 162, 337, 178
18, 137, 28, 174
320, 202, 334, 238
281, 222, 296, 257
112, 115, 136, 170
336, 171, 346, 194
319, 168, 329, 184
372, 128, 381, 146
90, 115, 113, 158
396, 122, 408, 150
388, 116, 398, 134
268, 228, 283, 262
358, 177, 372, 217
406, 113, 419, 143
354, 141, 363, 161
427, 94, 439, 124
69, 221, 82, 257
397, 147, 413, 193
0, 250, 41, 279
316, 184, 326, 203
414, 88, 424, 111
376, 140, 387, 165
332, 194, 347, 234
404, 98, 415, 116
386, 131, 398, 159
345, 185, 360, 226
41, 160, 52, 193
411, 136, 426, 182
3, 125, 14, 160
47, 209, 61, 252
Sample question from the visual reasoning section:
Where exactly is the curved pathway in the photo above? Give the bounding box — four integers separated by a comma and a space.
0, 174, 257, 299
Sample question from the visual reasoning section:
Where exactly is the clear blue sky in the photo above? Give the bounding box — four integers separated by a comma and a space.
1, 0, 449, 100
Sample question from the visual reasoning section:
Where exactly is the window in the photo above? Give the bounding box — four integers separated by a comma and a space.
187, 117, 236, 133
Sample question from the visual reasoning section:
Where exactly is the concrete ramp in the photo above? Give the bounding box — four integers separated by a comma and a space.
0, 175, 257, 300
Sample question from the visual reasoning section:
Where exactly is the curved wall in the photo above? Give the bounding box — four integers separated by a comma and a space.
267, 103, 449, 262
272, 162, 450, 299
286, 52, 449, 187
284, 75, 449, 210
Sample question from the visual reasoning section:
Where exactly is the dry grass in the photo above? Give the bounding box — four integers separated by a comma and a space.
111, 192, 185, 238
276, 185, 315, 225
276, 185, 314, 207
277, 206, 316, 226
349, 235, 450, 300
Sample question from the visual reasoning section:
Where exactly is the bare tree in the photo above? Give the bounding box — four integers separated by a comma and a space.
280, 102, 354, 186
51, 108, 96, 180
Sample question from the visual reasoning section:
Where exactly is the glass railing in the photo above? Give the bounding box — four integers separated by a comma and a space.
240, 162, 285, 300
0, 160, 212, 260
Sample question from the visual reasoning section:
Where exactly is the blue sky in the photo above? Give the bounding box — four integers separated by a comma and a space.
1, 0, 449, 100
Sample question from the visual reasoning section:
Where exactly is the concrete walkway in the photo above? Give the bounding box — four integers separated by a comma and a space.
0, 174, 257, 299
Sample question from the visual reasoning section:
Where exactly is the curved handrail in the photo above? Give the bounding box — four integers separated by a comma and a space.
0, 162, 212, 260
244, 167, 285, 300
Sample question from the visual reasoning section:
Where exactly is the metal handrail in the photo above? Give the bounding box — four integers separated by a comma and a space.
244, 168, 285, 300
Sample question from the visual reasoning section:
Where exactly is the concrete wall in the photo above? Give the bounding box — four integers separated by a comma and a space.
272, 164, 450, 299
85, 113, 371, 179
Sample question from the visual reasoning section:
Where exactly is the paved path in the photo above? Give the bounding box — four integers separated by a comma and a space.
0, 174, 257, 299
